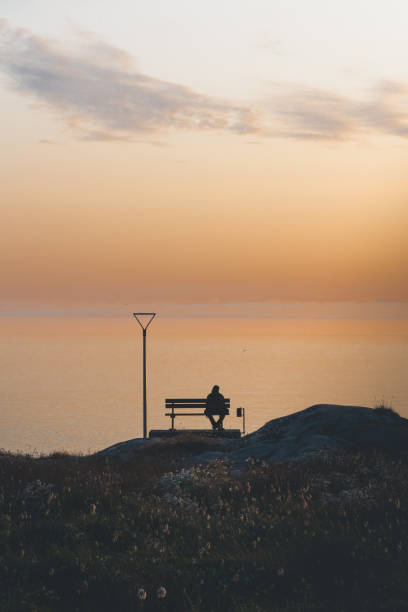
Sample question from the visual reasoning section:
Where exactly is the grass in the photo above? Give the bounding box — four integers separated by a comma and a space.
373, 397, 397, 417
1, 434, 408, 611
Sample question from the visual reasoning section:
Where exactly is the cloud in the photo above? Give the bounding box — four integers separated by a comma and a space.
1, 20, 408, 143
264, 81, 408, 141
0, 20, 258, 140
362, 80, 408, 138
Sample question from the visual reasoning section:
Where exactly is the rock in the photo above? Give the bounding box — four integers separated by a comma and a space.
229, 404, 408, 464
95, 437, 159, 460
95, 404, 408, 465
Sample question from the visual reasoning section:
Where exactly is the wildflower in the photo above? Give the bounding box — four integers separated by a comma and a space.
157, 586, 167, 599
138, 588, 147, 600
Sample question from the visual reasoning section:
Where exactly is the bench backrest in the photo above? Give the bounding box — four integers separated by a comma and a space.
166, 398, 230, 410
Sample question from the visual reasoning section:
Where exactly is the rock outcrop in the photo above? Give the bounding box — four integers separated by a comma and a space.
228, 404, 408, 464
96, 404, 408, 465
95, 437, 158, 460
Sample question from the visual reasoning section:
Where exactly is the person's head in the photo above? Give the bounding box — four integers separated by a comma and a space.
212, 385, 220, 392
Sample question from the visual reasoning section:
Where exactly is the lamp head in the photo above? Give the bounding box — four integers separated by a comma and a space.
133, 313, 156, 330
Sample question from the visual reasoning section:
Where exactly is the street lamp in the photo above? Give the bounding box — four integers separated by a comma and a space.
133, 313, 156, 439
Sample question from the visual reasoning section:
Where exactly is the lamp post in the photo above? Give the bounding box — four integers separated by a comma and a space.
133, 313, 156, 439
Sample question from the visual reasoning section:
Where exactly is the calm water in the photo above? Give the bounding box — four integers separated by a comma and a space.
1, 316, 407, 454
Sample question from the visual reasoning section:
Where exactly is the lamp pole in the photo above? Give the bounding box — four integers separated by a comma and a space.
133, 313, 156, 438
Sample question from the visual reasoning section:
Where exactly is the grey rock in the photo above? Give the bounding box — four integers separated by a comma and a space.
95, 404, 408, 465
232, 404, 408, 464
95, 437, 159, 460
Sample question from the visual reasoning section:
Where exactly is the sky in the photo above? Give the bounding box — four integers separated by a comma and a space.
1, 0, 407, 316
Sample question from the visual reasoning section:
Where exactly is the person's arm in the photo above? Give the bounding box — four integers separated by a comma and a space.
220, 393, 229, 413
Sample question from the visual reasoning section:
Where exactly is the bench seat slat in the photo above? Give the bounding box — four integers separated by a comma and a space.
165, 412, 206, 416
166, 402, 230, 406
166, 398, 206, 403
165, 404, 209, 409
166, 398, 230, 404
166, 404, 229, 409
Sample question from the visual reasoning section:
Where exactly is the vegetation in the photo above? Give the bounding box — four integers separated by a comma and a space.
373, 399, 398, 418
1, 434, 408, 611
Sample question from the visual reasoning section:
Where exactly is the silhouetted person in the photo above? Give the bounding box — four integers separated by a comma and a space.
205, 385, 228, 430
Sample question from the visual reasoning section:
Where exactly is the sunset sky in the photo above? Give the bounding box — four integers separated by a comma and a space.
1, 0, 407, 316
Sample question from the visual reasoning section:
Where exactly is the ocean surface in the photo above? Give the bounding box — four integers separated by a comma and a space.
1, 316, 407, 454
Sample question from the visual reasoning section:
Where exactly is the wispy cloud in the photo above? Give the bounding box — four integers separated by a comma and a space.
0, 20, 258, 140
1, 20, 408, 143
265, 81, 408, 141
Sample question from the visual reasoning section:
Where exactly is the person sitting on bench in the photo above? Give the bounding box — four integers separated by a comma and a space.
205, 385, 228, 430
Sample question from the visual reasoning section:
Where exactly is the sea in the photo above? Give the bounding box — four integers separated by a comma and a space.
1, 316, 407, 454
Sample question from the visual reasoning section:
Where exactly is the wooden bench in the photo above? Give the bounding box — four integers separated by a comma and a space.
165, 398, 230, 431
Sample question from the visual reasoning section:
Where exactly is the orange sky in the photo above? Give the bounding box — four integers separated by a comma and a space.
1, 4, 407, 315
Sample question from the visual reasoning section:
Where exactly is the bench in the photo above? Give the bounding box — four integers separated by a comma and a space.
165, 398, 230, 431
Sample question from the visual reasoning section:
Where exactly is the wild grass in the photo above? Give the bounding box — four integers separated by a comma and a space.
1, 436, 408, 611
373, 397, 397, 417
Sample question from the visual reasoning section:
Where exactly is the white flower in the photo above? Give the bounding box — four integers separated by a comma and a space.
138, 588, 147, 600
157, 586, 167, 599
